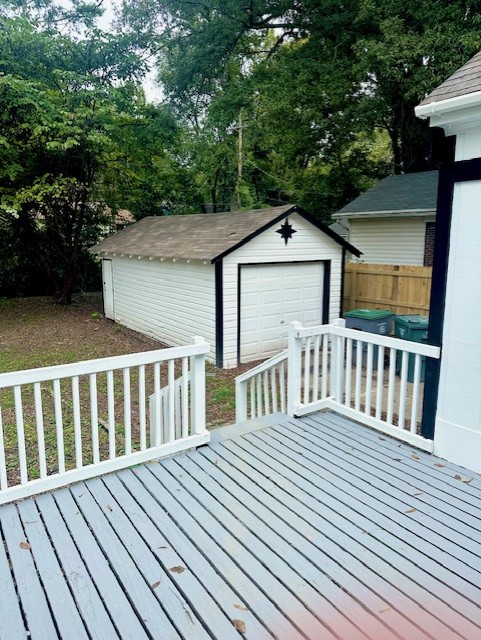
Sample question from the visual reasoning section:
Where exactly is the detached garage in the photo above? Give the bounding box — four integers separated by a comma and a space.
90, 204, 360, 368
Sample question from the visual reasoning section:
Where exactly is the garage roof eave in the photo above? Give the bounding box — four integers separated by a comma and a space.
210, 205, 362, 262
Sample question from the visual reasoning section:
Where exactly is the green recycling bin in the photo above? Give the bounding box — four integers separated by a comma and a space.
344, 309, 395, 366
394, 315, 429, 382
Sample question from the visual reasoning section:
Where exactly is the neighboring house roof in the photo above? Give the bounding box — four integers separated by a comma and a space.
419, 51, 481, 106
90, 204, 361, 262
333, 171, 438, 219
328, 220, 349, 238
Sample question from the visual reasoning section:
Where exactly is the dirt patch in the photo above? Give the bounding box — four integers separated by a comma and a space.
0, 293, 257, 428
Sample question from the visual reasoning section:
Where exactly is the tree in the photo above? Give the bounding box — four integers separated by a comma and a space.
121, 0, 481, 184
0, 5, 167, 301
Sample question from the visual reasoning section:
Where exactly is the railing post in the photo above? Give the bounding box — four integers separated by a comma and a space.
235, 378, 247, 423
287, 321, 302, 417
331, 319, 346, 403
190, 336, 207, 435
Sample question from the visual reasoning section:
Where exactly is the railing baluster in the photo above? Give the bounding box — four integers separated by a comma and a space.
153, 362, 161, 446
344, 338, 352, 407
181, 357, 189, 438
107, 370, 116, 459
168, 359, 175, 442
257, 374, 262, 417
321, 334, 328, 399
90, 373, 100, 464
386, 348, 396, 425
263, 370, 269, 415
354, 341, 362, 412
271, 368, 277, 413
410, 354, 422, 433
280, 361, 286, 413
375, 346, 384, 420
33, 382, 47, 479
313, 335, 320, 402
14, 386, 28, 485
72, 376, 83, 468
303, 337, 311, 405
53, 379, 65, 474
123, 368, 132, 455
365, 343, 373, 416
138, 365, 146, 451
250, 378, 255, 419
0, 406, 8, 490
398, 351, 408, 431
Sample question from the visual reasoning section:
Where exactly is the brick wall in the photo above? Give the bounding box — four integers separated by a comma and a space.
423, 222, 436, 267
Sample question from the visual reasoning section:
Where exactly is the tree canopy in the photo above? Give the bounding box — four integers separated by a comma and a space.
2, 0, 481, 299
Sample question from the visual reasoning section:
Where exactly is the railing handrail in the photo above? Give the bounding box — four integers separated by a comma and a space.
295, 323, 440, 359
0, 341, 210, 388
235, 349, 288, 384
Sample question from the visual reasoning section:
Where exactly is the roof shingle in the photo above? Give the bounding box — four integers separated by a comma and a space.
333, 171, 438, 218
419, 52, 481, 105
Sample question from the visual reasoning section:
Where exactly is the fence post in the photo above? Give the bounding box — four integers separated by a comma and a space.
190, 336, 207, 435
331, 319, 346, 403
287, 321, 302, 417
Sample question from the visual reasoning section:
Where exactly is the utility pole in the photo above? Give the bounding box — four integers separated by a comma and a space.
235, 110, 243, 211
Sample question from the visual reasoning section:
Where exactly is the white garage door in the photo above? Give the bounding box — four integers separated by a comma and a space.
240, 262, 324, 362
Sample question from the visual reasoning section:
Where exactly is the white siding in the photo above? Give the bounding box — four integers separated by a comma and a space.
109, 258, 216, 361
434, 179, 481, 472
349, 217, 433, 266
222, 213, 343, 368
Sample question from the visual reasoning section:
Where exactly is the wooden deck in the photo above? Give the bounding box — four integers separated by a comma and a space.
2, 410, 481, 640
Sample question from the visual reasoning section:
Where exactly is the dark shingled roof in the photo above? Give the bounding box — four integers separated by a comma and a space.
334, 171, 438, 218
90, 204, 361, 261
419, 51, 481, 105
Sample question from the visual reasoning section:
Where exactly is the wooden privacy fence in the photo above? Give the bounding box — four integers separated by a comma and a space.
343, 263, 432, 316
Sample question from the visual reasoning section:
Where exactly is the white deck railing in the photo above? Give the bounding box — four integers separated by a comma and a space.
0, 337, 209, 504
236, 321, 441, 451
235, 350, 288, 423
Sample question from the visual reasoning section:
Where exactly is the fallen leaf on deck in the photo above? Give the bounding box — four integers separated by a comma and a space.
19, 541, 31, 550
413, 492, 424, 496
157, 546, 167, 549
379, 607, 391, 614
234, 604, 248, 611
169, 566, 186, 574
232, 619, 246, 633
411, 454, 419, 461
151, 581, 160, 590
379, 437, 386, 441
405, 508, 417, 514
455, 474, 473, 483
107, 504, 113, 512
434, 463, 445, 468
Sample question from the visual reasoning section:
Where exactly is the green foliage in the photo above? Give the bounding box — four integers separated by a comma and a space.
120, 0, 481, 216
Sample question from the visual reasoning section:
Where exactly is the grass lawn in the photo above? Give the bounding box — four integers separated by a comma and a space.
0, 293, 256, 484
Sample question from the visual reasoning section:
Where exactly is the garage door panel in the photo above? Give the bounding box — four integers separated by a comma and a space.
240, 262, 324, 362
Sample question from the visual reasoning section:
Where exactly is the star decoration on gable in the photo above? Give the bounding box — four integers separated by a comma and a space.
276, 218, 297, 245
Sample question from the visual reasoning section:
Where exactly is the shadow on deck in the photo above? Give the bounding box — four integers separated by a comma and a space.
2, 410, 481, 640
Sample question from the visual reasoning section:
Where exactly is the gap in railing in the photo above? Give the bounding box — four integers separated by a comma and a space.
0, 358, 192, 489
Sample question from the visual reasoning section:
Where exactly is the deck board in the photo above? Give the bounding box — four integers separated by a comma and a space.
1, 410, 481, 640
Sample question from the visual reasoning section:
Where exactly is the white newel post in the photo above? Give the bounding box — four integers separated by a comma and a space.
287, 321, 302, 416
190, 336, 207, 435
235, 378, 248, 423
330, 318, 346, 403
